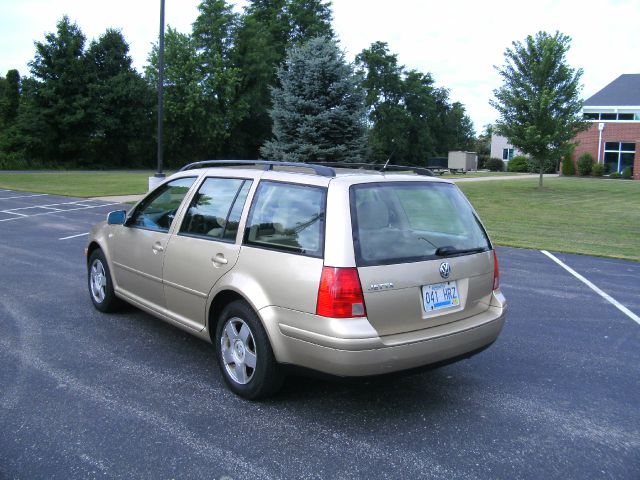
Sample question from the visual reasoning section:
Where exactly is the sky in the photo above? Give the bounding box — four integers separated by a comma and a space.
1, 0, 638, 133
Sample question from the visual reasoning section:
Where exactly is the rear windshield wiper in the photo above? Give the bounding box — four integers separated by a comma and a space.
435, 246, 487, 257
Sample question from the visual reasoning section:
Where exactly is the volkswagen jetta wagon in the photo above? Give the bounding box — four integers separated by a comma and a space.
86, 161, 506, 399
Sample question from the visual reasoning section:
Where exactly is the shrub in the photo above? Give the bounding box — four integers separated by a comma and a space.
622, 167, 633, 179
577, 153, 594, 176
477, 155, 489, 170
561, 156, 575, 176
610, 172, 622, 179
0, 151, 30, 170
591, 163, 605, 177
485, 157, 505, 172
507, 155, 529, 172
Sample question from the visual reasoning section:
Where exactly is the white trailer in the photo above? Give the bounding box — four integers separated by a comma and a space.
448, 151, 478, 173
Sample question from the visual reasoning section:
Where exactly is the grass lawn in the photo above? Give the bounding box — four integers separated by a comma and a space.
0, 171, 159, 197
458, 177, 640, 261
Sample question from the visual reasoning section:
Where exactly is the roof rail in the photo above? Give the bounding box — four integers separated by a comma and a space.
178, 160, 336, 177
313, 162, 434, 177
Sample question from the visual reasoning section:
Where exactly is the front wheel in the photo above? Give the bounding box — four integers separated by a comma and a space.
88, 249, 122, 313
215, 300, 284, 400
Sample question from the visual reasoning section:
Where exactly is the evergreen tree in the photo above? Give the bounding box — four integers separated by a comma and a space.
0, 70, 23, 164
491, 31, 587, 187
230, 0, 334, 158
0, 70, 20, 126
26, 16, 91, 164
287, 0, 334, 43
85, 29, 155, 167
193, 0, 245, 157
261, 36, 366, 162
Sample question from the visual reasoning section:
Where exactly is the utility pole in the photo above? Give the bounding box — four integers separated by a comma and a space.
150, 0, 166, 190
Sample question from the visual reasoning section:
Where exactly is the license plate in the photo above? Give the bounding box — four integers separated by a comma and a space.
422, 281, 460, 313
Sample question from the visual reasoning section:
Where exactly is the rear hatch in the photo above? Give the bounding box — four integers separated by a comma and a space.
350, 181, 495, 336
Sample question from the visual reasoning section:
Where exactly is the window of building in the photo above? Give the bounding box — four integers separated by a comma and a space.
502, 148, 514, 161
583, 112, 639, 121
603, 142, 635, 174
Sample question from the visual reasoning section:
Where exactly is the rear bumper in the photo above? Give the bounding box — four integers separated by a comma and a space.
260, 292, 506, 377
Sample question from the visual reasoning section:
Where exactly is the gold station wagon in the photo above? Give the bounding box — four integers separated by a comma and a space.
86, 161, 506, 399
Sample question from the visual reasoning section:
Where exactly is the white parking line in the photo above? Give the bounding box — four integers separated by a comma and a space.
0, 193, 48, 200
59, 232, 89, 241
0, 202, 120, 222
541, 250, 640, 326
2, 200, 89, 212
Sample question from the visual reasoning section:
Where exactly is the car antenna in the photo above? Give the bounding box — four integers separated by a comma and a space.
382, 139, 396, 172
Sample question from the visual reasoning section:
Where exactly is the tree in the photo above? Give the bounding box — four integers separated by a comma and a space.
27, 16, 91, 164
474, 124, 493, 168
355, 42, 474, 165
192, 0, 245, 157
0, 70, 20, 126
230, 0, 334, 158
85, 29, 155, 167
286, 0, 334, 43
490, 31, 587, 187
261, 36, 366, 162
146, 28, 206, 165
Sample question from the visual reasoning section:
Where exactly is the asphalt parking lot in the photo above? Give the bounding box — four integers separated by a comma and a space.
1, 190, 638, 480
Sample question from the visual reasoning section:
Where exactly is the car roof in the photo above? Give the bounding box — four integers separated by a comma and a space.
169, 161, 452, 187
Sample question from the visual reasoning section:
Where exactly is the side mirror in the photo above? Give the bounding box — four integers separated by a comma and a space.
107, 210, 127, 225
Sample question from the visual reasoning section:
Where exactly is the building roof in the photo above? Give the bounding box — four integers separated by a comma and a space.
584, 74, 640, 106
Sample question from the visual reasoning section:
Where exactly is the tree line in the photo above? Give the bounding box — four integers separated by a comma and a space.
0, 0, 476, 170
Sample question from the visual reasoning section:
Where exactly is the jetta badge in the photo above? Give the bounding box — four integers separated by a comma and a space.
439, 262, 451, 279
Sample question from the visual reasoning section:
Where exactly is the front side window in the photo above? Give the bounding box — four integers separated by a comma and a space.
180, 177, 252, 241
244, 181, 326, 257
129, 177, 196, 232
502, 148, 514, 160
351, 182, 490, 266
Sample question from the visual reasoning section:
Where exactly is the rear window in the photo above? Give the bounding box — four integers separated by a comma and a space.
350, 182, 490, 266
244, 181, 326, 257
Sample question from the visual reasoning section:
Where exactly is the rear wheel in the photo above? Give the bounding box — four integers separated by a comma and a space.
215, 300, 283, 399
88, 249, 122, 313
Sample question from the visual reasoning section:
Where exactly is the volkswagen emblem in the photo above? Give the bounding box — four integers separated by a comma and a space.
439, 262, 451, 279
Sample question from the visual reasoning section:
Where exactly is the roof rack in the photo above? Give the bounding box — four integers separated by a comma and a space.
178, 160, 336, 177
313, 162, 434, 177
178, 159, 434, 178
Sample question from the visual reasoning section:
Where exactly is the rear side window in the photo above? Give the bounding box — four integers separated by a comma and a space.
244, 181, 326, 257
180, 178, 252, 242
351, 182, 490, 266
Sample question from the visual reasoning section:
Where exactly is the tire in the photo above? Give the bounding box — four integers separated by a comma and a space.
88, 249, 122, 313
215, 300, 284, 400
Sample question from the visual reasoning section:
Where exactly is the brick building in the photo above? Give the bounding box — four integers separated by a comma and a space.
572, 74, 640, 179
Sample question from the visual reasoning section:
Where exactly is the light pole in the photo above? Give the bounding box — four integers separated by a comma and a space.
150, 0, 166, 190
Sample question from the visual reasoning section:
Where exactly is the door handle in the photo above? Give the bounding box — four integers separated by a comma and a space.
152, 242, 164, 254
212, 254, 228, 265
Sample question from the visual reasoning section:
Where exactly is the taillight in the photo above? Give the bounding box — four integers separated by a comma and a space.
492, 250, 500, 290
316, 267, 367, 318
